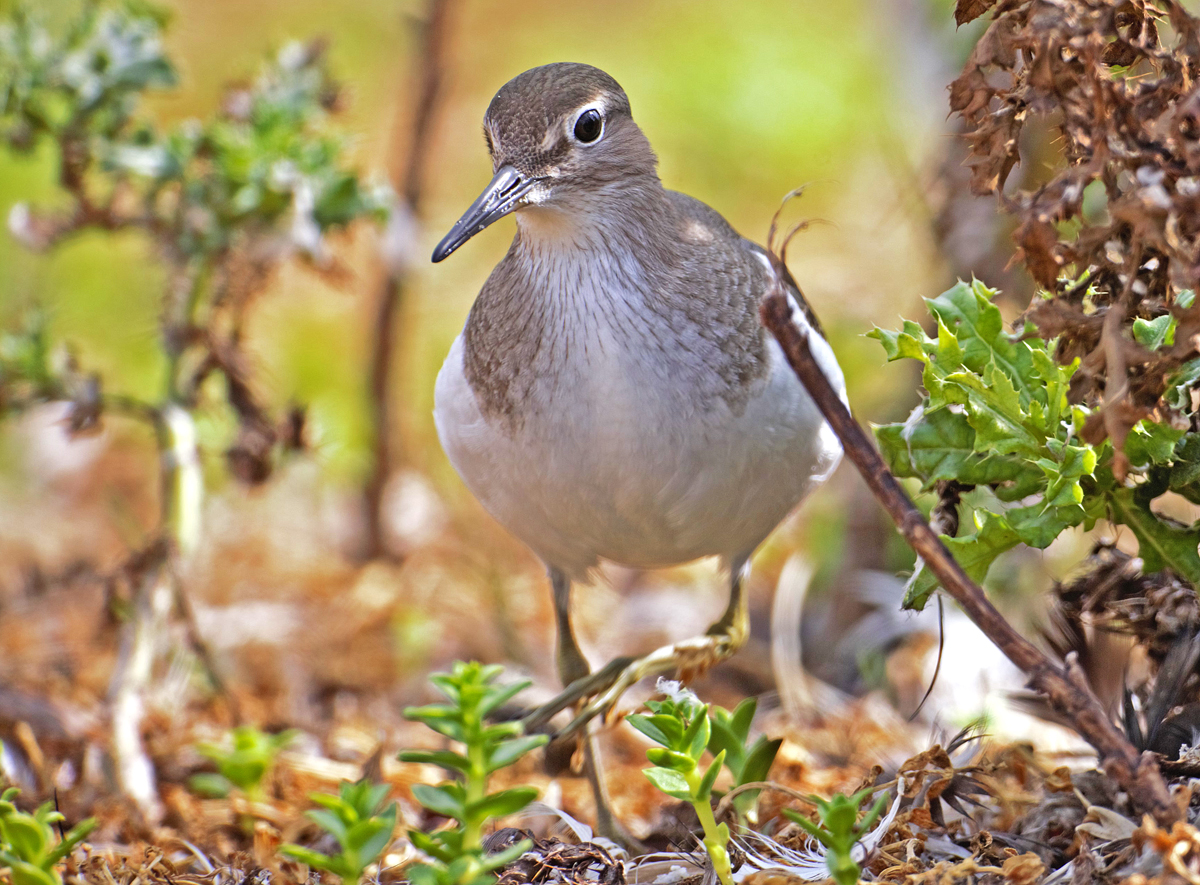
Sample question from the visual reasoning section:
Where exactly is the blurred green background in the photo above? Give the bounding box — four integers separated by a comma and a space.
0, 0, 978, 474
0, 0, 1041, 692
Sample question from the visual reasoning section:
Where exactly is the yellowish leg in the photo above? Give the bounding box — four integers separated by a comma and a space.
552, 567, 590, 686
526, 558, 752, 742
548, 567, 644, 851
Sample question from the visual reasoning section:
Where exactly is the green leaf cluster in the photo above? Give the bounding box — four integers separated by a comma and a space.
1131, 289, 1193, 352
0, 787, 96, 885
103, 40, 389, 259
0, 0, 390, 484
192, 725, 297, 803
0, 2, 176, 149
1, 1, 388, 261
869, 280, 1200, 609
399, 662, 547, 885
705, 697, 781, 823
0, 312, 54, 404
628, 686, 745, 885
281, 779, 397, 884
782, 788, 888, 885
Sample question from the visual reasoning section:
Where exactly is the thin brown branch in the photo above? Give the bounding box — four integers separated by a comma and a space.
395, 2, 452, 209
6, 133, 172, 251
8, 197, 162, 252
758, 276, 1180, 826
362, 0, 454, 559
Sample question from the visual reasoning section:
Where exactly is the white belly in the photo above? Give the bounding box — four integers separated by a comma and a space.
433, 315, 843, 580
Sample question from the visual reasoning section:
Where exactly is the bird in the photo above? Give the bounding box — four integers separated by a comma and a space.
431, 62, 844, 737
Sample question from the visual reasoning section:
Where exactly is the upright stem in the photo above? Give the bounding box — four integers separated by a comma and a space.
687, 770, 734, 885
109, 555, 170, 824
463, 727, 487, 852
160, 403, 203, 556
108, 404, 204, 825
362, 0, 453, 558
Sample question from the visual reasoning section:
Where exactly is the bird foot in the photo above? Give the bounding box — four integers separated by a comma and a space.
522, 634, 734, 742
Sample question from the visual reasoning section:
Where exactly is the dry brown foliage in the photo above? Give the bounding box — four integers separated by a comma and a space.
953, 0, 1200, 448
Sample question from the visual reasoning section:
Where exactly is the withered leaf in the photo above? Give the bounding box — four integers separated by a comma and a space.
948, 0, 1200, 420
956, 0, 999, 26
1015, 218, 1062, 289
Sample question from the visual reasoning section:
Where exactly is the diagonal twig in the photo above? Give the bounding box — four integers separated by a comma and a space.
757, 265, 1179, 826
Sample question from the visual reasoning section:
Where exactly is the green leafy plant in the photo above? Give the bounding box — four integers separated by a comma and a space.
0, 2, 388, 475
192, 725, 297, 803
0, 787, 96, 885
627, 683, 735, 885
0, 0, 387, 819
281, 779, 398, 884
399, 661, 548, 885
706, 697, 781, 824
869, 279, 1199, 610
782, 788, 888, 885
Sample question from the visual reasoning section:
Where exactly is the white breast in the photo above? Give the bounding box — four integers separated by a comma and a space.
433, 256, 844, 581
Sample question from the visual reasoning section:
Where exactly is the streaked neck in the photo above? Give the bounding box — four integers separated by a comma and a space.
513, 180, 667, 258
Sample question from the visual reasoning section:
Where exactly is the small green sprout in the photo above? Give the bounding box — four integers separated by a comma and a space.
0, 787, 96, 885
783, 788, 888, 885
281, 779, 398, 884
399, 661, 548, 885
627, 683, 734, 885
706, 697, 781, 823
191, 725, 297, 803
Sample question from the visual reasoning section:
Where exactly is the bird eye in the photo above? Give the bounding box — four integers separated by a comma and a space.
573, 108, 604, 144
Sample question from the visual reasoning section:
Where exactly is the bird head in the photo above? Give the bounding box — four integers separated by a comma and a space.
432, 63, 658, 262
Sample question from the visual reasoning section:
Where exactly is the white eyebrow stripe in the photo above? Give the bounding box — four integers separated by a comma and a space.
484, 119, 500, 153
541, 99, 606, 151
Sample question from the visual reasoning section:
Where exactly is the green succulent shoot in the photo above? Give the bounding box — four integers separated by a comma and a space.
192, 725, 297, 803
783, 788, 889, 885
706, 697, 782, 823
281, 779, 398, 884
399, 662, 548, 885
628, 681, 736, 885
0, 787, 96, 885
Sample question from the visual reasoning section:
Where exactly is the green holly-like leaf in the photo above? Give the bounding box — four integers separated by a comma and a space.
942, 365, 1040, 454
868, 319, 932, 362
874, 407, 1037, 491
1132, 315, 1176, 350
904, 509, 1020, 610
1166, 357, 1200, 413
1169, 434, 1200, 503
1125, 421, 1187, 471
873, 279, 1200, 603
1108, 489, 1200, 584
927, 281, 1035, 394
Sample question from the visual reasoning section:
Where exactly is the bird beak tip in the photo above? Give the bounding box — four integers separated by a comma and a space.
429, 166, 533, 267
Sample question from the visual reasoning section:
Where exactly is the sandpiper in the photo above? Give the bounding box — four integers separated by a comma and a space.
432, 62, 844, 730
